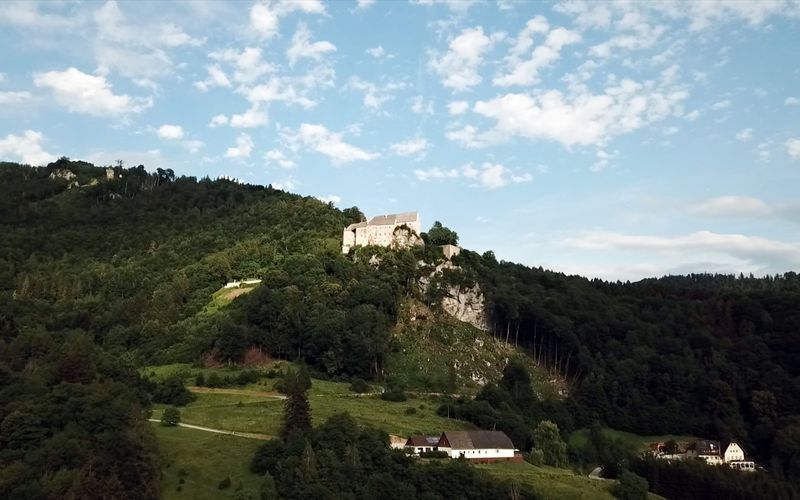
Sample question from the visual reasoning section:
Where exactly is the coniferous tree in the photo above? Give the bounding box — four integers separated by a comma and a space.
280, 368, 311, 439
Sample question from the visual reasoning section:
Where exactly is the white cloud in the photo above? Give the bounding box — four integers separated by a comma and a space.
287, 22, 336, 66
33, 67, 152, 117
0, 73, 6, 83
447, 100, 469, 115
272, 176, 297, 191
230, 105, 268, 128
689, 195, 771, 217
250, 0, 325, 40
92, 1, 203, 80
225, 133, 254, 158
0, 91, 32, 104
317, 194, 341, 204
494, 18, 581, 87
356, 0, 375, 10
95, 1, 203, 48
554, 0, 797, 34
414, 162, 532, 189
410, 95, 434, 114
735, 128, 753, 141
0, 130, 56, 166
264, 149, 296, 169
157, 124, 184, 140
684, 109, 701, 121
429, 27, 503, 92
390, 137, 430, 157
590, 149, 616, 172
561, 229, 800, 267
348, 77, 406, 111
366, 45, 392, 58
209, 47, 273, 85
449, 76, 688, 148
282, 123, 378, 164
0, 2, 85, 31
182, 140, 205, 153
209, 114, 229, 127
787, 138, 800, 160
412, 0, 477, 13
194, 65, 232, 92
786, 97, 800, 106
711, 99, 731, 110
589, 12, 665, 59
662, 126, 680, 136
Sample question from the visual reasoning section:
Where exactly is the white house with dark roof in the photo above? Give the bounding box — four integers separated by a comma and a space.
436, 430, 521, 463
341, 211, 421, 253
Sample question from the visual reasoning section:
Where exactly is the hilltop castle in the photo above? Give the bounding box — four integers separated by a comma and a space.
342, 211, 421, 253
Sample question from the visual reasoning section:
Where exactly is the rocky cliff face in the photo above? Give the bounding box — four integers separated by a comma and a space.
420, 261, 490, 331
440, 282, 490, 332
391, 226, 424, 249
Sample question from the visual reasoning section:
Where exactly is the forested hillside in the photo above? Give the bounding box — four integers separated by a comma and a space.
2, 159, 800, 498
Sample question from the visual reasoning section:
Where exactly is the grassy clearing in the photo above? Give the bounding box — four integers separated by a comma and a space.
200, 284, 258, 316
568, 427, 698, 453
477, 462, 615, 500
152, 376, 472, 438
154, 423, 262, 500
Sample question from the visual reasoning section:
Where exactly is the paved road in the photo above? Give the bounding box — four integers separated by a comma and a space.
148, 419, 273, 440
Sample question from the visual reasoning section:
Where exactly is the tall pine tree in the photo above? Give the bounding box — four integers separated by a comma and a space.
280, 367, 311, 439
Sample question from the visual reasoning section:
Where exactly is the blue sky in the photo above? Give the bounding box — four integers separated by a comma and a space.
1, 0, 799, 280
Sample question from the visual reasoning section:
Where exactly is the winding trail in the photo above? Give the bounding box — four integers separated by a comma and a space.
148, 419, 273, 440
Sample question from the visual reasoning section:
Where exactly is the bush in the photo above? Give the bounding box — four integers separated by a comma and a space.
381, 389, 407, 402
195, 372, 205, 386
419, 450, 449, 459
161, 406, 181, 427
349, 378, 371, 393
218, 477, 231, 490
612, 470, 648, 500
526, 448, 544, 466
404, 407, 417, 415
152, 376, 196, 406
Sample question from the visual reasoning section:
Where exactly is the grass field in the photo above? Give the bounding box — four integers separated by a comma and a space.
154, 423, 263, 500
477, 462, 615, 500
568, 427, 698, 453
150, 374, 472, 438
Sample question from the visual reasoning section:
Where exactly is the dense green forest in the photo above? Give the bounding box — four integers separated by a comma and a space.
2, 159, 800, 498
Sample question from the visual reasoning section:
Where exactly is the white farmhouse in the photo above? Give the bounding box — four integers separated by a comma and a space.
724, 442, 745, 462
342, 212, 421, 254
436, 430, 520, 463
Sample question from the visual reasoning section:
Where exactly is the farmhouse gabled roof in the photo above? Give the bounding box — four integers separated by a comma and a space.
405, 435, 440, 447
438, 431, 515, 450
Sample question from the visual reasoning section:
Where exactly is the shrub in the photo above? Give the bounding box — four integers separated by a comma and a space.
152, 376, 195, 406
612, 470, 648, 500
161, 407, 181, 427
194, 372, 205, 386
218, 477, 231, 490
381, 389, 407, 402
526, 448, 544, 466
349, 378, 371, 393
419, 450, 449, 459
404, 407, 417, 415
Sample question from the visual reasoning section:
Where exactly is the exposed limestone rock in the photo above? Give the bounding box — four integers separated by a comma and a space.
391, 226, 424, 250
48, 168, 76, 181
440, 282, 490, 332
419, 260, 490, 331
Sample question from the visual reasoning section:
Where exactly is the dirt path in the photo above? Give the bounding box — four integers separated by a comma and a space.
187, 386, 286, 399
149, 419, 273, 440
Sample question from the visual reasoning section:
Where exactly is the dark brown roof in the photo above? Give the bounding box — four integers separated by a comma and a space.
405, 435, 439, 447
439, 431, 514, 450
